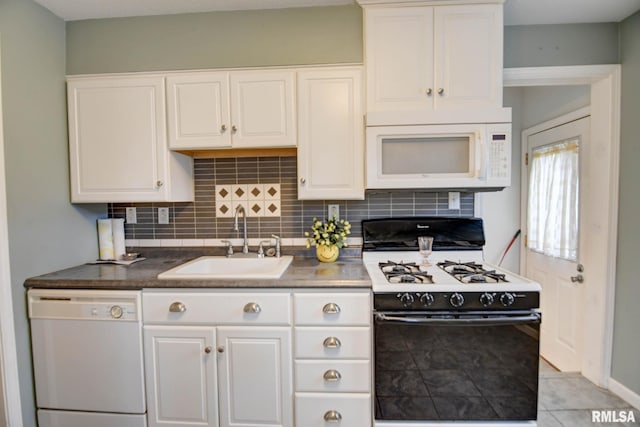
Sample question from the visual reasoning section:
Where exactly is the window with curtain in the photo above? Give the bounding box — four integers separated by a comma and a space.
527, 139, 580, 261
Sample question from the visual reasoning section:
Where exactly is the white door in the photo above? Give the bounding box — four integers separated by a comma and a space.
217, 327, 292, 427
144, 326, 218, 427
524, 114, 589, 372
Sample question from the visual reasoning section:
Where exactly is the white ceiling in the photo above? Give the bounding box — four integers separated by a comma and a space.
33, 0, 640, 24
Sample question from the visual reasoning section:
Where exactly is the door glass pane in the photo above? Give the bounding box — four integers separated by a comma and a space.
381, 136, 470, 174
527, 139, 580, 261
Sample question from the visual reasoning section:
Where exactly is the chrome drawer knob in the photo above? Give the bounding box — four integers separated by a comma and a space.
322, 303, 341, 315
324, 410, 342, 423
169, 302, 186, 313
323, 336, 341, 349
323, 369, 342, 382
243, 302, 262, 314
204, 346, 213, 354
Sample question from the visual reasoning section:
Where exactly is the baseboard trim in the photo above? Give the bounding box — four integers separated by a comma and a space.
609, 377, 640, 411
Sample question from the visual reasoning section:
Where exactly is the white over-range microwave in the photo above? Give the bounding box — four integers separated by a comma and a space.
365, 123, 511, 190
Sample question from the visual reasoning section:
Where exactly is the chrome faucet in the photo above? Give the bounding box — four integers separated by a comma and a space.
233, 205, 249, 254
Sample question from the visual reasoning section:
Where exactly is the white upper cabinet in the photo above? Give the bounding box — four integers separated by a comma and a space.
297, 67, 364, 200
167, 70, 296, 150
67, 75, 194, 203
363, 2, 506, 125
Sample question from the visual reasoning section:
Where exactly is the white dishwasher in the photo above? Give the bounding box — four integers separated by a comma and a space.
28, 288, 147, 427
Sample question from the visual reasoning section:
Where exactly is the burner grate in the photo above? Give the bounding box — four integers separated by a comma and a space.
379, 261, 433, 284
437, 260, 508, 284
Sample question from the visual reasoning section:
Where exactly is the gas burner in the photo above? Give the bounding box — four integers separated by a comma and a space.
379, 261, 433, 284
438, 261, 508, 284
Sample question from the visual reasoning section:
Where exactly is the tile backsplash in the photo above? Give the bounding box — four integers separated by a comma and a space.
109, 156, 475, 243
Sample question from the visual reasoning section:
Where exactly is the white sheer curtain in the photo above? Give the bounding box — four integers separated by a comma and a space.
527, 139, 580, 261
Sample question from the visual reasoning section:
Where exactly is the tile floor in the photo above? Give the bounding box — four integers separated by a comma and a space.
538, 359, 639, 426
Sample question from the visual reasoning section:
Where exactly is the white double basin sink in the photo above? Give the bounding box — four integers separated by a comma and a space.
157, 255, 294, 280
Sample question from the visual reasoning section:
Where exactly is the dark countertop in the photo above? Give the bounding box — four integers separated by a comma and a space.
23, 247, 372, 290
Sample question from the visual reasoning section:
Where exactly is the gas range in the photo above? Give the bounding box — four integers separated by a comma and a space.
362, 217, 541, 310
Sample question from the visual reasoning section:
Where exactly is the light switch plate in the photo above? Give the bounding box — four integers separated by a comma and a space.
328, 204, 339, 219
158, 207, 170, 224
125, 207, 137, 224
448, 192, 461, 210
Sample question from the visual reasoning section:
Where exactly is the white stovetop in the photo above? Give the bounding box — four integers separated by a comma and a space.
363, 250, 541, 293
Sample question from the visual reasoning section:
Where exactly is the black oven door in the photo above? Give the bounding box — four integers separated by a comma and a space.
374, 310, 541, 422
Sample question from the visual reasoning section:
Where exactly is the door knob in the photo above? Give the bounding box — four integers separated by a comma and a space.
571, 274, 584, 283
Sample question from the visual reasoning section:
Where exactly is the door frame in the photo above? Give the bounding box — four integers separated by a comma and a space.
505, 64, 621, 387
0, 37, 24, 427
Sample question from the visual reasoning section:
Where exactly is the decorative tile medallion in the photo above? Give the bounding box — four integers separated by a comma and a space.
216, 183, 281, 218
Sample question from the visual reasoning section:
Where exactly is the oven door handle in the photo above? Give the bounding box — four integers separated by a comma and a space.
375, 312, 541, 326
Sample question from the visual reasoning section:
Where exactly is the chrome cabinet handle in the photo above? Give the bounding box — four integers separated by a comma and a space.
323, 336, 341, 349
322, 303, 341, 315
437, 88, 445, 95
221, 124, 227, 132
426, 88, 433, 95
156, 180, 164, 188
217, 346, 225, 353
324, 410, 342, 423
169, 302, 186, 313
243, 302, 262, 314
204, 346, 213, 354
299, 177, 306, 184
323, 369, 342, 382
232, 125, 238, 132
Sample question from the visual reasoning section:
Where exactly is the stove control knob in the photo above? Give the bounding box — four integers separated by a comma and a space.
398, 292, 415, 307
420, 293, 435, 307
449, 293, 465, 308
500, 292, 515, 307
479, 292, 494, 307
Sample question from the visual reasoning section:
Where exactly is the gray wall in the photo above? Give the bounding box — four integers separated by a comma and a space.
0, 1, 103, 425
612, 10, 640, 396
66, 5, 363, 74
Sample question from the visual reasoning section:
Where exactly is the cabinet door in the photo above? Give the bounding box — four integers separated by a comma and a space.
364, 7, 434, 115
229, 70, 296, 148
217, 327, 293, 427
297, 67, 364, 200
434, 4, 503, 111
144, 326, 218, 427
68, 75, 187, 202
166, 72, 231, 149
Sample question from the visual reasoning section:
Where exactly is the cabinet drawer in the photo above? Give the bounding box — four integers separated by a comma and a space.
293, 292, 371, 326
294, 327, 370, 359
295, 360, 371, 393
295, 393, 371, 427
142, 292, 291, 325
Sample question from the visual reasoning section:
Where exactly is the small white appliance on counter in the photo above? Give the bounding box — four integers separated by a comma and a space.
366, 122, 511, 191
28, 289, 146, 427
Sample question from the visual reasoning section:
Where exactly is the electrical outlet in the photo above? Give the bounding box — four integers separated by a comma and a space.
448, 192, 461, 210
125, 207, 137, 224
328, 204, 340, 219
158, 207, 170, 224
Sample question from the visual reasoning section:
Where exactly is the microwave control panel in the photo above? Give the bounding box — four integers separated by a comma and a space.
487, 132, 510, 181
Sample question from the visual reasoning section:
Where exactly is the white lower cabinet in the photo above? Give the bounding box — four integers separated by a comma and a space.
144, 326, 218, 427
143, 289, 372, 427
293, 290, 373, 427
295, 393, 372, 427
143, 291, 293, 427
217, 327, 292, 427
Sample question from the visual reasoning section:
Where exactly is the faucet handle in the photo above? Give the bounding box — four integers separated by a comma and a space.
258, 240, 271, 258
271, 235, 281, 257
221, 240, 234, 257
